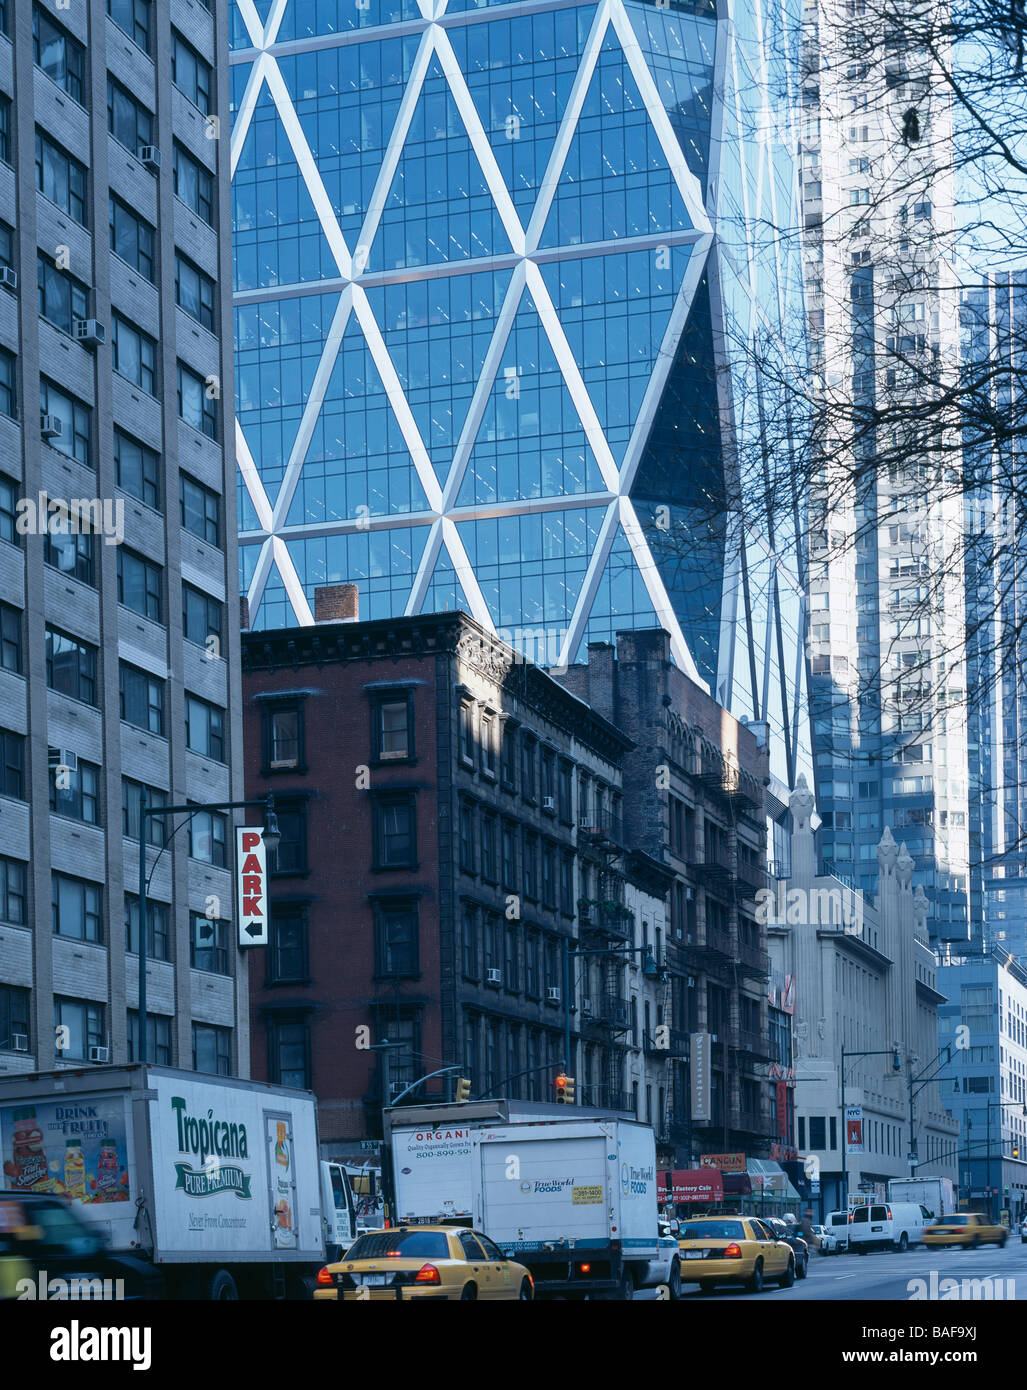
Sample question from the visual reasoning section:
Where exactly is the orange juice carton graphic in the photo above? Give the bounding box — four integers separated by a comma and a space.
63, 1141, 86, 1202
94, 1141, 121, 1201
274, 1122, 289, 1169
4, 1108, 51, 1192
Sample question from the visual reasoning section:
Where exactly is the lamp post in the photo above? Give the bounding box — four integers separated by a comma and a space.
839, 1045, 901, 1210
136, 791, 279, 1063
562, 939, 661, 1097
906, 1046, 952, 1170
983, 1100, 1027, 1221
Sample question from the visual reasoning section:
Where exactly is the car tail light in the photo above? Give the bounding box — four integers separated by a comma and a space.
316, 1267, 333, 1286
886, 1208, 892, 1220
578, 1262, 591, 1273
414, 1263, 441, 1285
724, 1243, 743, 1258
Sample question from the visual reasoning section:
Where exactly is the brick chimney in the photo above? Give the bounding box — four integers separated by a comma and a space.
585, 641, 615, 721
314, 583, 359, 624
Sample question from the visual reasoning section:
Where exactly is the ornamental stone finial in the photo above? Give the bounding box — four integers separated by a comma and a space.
876, 826, 898, 875
790, 773, 816, 831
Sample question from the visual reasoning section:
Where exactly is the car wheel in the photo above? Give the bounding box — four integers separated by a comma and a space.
460, 1283, 478, 1300
519, 1279, 533, 1301
897, 1232, 908, 1253
778, 1257, 795, 1289
998, 1234, 1007, 1249
796, 1254, 808, 1279
746, 1259, 764, 1294
667, 1260, 683, 1301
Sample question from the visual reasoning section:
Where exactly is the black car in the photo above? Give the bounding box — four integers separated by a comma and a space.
0, 1190, 159, 1300
756, 1217, 809, 1278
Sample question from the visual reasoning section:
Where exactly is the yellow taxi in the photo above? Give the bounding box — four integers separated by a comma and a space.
923, 1213, 1008, 1249
676, 1215, 796, 1293
314, 1225, 534, 1301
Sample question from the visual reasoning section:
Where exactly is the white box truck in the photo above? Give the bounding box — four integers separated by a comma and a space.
887, 1176, 955, 1220
0, 1064, 328, 1299
390, 1107, 662, 1298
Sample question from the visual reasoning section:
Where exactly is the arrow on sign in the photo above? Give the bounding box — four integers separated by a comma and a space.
244, 922, 264, 938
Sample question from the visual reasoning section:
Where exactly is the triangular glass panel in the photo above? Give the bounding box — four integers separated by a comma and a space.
249, 561, 294, 632
232, 82, 342, 291
277, 33, 425, 250
446, 7, 597, 224
420, 543, 480, 619
364, 268, 514, 489
284, 306, 433, 529
456, 281, 608, 507
579, 524, 665, 651
625, 3, 716, 192
276, 0, 422, 42
539, 30, 693, 249
235, 291, 346, 515
285, 528, 431, 623
367, 55, 514, 272
538, 244, 692, 465
453, 507, 607, 638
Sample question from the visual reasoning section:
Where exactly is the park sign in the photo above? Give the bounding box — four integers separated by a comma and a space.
236, 827, 268, 947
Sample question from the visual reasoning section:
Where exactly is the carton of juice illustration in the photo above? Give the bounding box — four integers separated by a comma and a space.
94, 1141, 120, 1201
64, 1140, 86, 1202
274, 1198, 292, 1232
274, 1122, 289, 1169
3, 1108, 51, 1192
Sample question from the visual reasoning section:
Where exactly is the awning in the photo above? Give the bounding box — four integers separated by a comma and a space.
747, 1159, 801, 1202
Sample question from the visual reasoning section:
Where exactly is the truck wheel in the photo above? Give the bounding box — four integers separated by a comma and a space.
615, 1268, 635, 1301
460, 1283, 478, 1300
209, 1270, 239, 1302
667, 1260, 683, 1300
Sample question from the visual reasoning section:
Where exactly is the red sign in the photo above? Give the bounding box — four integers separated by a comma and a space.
660, 1168, 724, 1204
236, 826, 268, 947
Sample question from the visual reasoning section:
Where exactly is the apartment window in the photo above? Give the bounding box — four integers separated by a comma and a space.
459, 699, 475, 763
187, 809, 227, 867
525, 932, 540, 997
127, 1010, 171, 1065
274, 801, 307, 874
558, 761, 572, 821
372, 692, 412, 761
182, 583, 221, 648
0, 856, 27, 924
173, 144, 214, 225
107, 76, 153, 155
461, 902, 478, 978
107, 0, 151, 54
44, 519, 95, 586
374, 899, 419, 977
501, 820, 516, 889
119, 663, 165, 735
175, 253, 216, 333
110, 195, 156, 282
0, 94, 9, 166
40, 379, 91, 467
0, 730, 24, 800
49, 756, 100, 825
112, 315, 158, 395
560, 851, 574, 914
522, 830, 538, 900
480, 710, 496, 775
117, 546, 163, 622
521, 736, 537, 801
179, 366, 218, 443
541, 842, 556, 908
193, 1023, 231, 1076
0, 475, 16, 543
373, 793, 416, 869
505, 924, 519, 991
0, 350, 14, 420
809, 1116, 826, 1149
0, 601, 20, 673
190, 912, 229, 973
0, 984, 29, 1052
459, 800, 475, 873
45, 628, 97, 705
54, 998, 104, 1061
541, 749, 555, 805
481, 813, 497, 882
37, 252, 89, 333
172, 31, 212, 114
500, 724, 516, 790
268, 910, 308, 984
264, 702, 304, 771
125, 894, 169, 960
52, 873, 102, 943
185, 695, 225, 761
180, 473, 220, 544
114, 430, 160, 509
35, 129, 88, 226
121, 779, 166, 846
268, 1020, 310, 1090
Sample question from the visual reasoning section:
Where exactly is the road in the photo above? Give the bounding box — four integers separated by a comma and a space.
673, 1239, 1027, 1300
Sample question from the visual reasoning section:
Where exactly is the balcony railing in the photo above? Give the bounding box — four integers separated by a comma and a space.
578, 810, 625, 849
643, 1029, 690, 1059
577, 898, 634, 940
734, 1110, 763, 1135
703, 925, 734, 958
735, 859, 768, 896
738, 941, 771, 979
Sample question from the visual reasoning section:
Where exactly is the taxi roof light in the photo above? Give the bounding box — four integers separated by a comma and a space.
415, 1263, 442, 1285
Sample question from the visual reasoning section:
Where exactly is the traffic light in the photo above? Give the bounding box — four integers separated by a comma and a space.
1014, 1143, 1020, 1160
455, 1077, 471, 1102
555, 1074, 575, 1104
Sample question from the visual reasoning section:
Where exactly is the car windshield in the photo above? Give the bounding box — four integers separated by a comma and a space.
679, 1221, 746, 1240
344, 1231, 450, 1260
937, 1215, 969, 1225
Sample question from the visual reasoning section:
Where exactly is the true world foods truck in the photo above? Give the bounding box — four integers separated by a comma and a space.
0, 1064, 329, 1298
887, 1176, 955, 1220
389, 1104, 663, 1298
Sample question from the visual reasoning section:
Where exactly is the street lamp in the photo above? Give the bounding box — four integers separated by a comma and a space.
983, 1100, 1027, 1222
136, 791, 279, 1064
839, 1045, 902, 1210
906, 1046, 952, 1170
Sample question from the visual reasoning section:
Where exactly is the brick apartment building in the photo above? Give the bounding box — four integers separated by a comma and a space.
241, 592, 667, 1149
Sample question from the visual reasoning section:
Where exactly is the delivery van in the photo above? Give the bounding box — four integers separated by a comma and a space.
848, 1200, 930, 1252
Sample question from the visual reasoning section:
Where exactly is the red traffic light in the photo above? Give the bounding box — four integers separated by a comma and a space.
556, 1073, 568, 1088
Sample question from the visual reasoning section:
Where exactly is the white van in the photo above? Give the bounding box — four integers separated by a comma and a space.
821, 1209, 850, 1253
848, 1201, 931, 1253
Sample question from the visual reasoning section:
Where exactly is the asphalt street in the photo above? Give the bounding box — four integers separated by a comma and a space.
676, 1239, 1027, 1300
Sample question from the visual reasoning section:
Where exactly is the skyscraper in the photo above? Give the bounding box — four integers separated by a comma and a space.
230, 0, 812, 788
799, 0, 971, 942
0, 0, 245, 1075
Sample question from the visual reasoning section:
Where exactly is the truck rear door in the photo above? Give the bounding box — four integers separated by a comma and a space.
264, 1112, 298, 1250
479, 1134, 609, 1254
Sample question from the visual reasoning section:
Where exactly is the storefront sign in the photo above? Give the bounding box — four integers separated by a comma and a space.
660, 1168, 724, 1204
690, 1032, 711, 1122
700, 1152, 746, 1173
